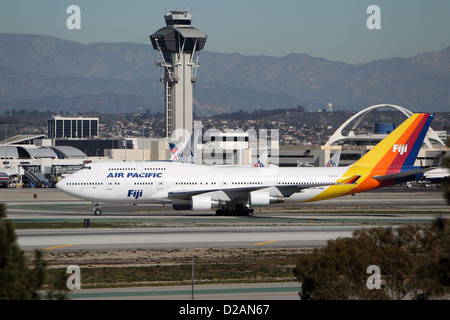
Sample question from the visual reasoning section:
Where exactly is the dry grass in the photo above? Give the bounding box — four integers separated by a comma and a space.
36, 247, 313, 288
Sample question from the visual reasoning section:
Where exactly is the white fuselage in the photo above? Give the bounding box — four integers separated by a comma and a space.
56, 161, 349, 205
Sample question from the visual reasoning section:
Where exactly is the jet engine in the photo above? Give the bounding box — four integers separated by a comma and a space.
191, 195, 220, 210
248, 191, 284, 207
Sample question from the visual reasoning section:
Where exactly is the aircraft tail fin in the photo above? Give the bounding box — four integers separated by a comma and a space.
352, 113, 433, 173
345, 113, 434, 191
169, 127, 199, 162
169, 143, 178, 154
327, 150, 341, 167
306, 113, 434, 200
253, 151, 268, 167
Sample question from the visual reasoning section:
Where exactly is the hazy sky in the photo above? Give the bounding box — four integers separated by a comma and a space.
1, 0, 449, 64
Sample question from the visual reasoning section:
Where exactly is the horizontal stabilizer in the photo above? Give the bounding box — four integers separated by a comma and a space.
336, 175, 361, 185
372, 167, 436, 182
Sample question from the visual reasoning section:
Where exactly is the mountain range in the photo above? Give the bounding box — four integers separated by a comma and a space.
0, 33, 449, 115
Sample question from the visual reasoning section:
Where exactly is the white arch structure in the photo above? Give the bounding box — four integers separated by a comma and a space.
325, 104, 445, 148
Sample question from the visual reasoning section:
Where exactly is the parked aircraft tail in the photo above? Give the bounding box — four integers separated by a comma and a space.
169, 127, 200, 163
326, 150, 341, 167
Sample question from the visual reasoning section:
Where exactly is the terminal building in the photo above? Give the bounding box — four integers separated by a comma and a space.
0, 137, 88, 187
47, 115, 99, 139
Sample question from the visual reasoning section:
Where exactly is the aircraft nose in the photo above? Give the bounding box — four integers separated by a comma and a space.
55, 179, 67, 192
55, 180, 63, 190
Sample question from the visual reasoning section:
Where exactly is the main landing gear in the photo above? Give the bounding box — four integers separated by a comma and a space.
215, 205, 254, 216
93, 202, 102, 216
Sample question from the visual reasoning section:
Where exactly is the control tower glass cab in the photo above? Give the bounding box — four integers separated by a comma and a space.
150, 11, 207, 139
165, 10, 193, 26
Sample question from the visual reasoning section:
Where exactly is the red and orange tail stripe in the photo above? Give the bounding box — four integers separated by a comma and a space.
349, 113, 433, 192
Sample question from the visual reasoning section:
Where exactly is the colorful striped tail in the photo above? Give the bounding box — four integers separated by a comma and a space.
348, 113, 434, 191
304, 113, 434, 202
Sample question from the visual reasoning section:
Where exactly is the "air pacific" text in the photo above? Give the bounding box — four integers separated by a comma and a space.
106, 172, 163, 178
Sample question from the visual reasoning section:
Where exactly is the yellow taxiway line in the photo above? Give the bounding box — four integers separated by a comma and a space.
254, 240, 278, 246
44, 244, 76, 250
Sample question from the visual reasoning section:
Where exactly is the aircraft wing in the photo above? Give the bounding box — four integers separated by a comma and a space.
168, 182, 338, 201
372, 167, 436, 182
274, 182, 337, 197
168, 187, 259, 201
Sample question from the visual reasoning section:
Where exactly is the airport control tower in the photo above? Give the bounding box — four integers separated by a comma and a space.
150, 10, 207, 138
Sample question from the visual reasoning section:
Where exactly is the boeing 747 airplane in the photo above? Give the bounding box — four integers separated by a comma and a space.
56, 113, 435, 216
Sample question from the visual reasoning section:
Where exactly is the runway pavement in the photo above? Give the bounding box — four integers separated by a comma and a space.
16, 225, 372, 251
